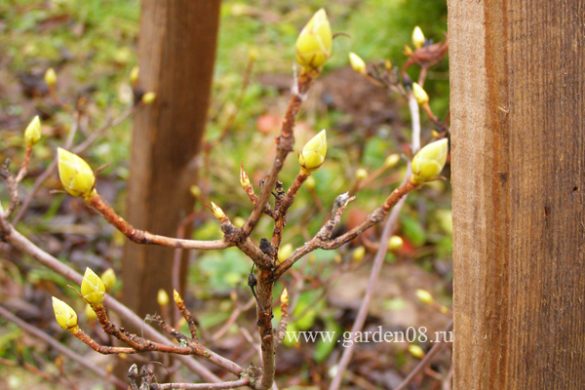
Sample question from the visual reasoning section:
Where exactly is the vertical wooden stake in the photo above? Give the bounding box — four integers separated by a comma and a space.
449, 1, 585, 388
123, 0, 221, 318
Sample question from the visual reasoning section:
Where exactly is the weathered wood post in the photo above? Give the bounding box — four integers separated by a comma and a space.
123, 0, 221, 318
449, 1, 585, 388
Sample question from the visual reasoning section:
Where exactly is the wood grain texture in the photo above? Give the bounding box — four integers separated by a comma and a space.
123, 0, 221, 318
449, 1, 585, 388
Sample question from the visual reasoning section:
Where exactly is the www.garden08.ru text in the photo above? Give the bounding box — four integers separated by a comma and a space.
285, 326, 453, 348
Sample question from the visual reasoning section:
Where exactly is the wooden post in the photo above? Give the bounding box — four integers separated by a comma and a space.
123, 0, 221, 318
449, 1, 585, 388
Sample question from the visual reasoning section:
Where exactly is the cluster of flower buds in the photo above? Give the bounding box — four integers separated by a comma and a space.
295, 9, 332, 72
52, 267, 107, 333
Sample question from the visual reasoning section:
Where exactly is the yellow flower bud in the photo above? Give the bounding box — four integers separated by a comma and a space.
348, 52, 366, 75
24, 115, 42, 147
410, 139, 448, 184
129, 66, 139, 87
299, 129, 327, 171
44, 68, 57, 88
100, 268, 117, 292
384, 59, 393, 71
384, 154, 401, 169
141, 92, 156, 105
85, 304, 97, 321
52, 297, 78, 332
173, 289, 184, 305
295, 9, 332, 71
80, 268, 106, 305
277, 243, 294, 263
210, 201, 227, 222
355, 168, 368, 181
412, 82, 429, 105
280, 288, 289, 306
305, 175, 316, 190
412, 26, 425, 49
57, 148, 96, 198
415, 289, 434, 305
408, 344, 425, 359
352, 246, 366, 262
157, 289, 169, 307
387, 235, 404, 251
403, 45, 413, 56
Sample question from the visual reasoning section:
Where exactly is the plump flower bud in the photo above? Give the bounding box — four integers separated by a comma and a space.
85, 304, 97, 321
141, 92, 156, 105
415, 289, 434, 305
157, 289, 170, 307
408, 344, 425, 359
387, 235, 404, 251
277, 243, 294, 263
81, 268, 106, 305
129, 66, 139, 87
412, 26, 425, 49
299, 129, 327, 171
411, 139, 448, 184
210, 201, 228, 223
100, 268, 117, 292
44, 68, 57, 88
384, 154, 401, 168
280, 288, 289, 305
52, 297, 78, 332
295, 9, 332, 71
348, 52, 366, 75
57, 148, 96, 198
24, 116, 42, 147
412, 82, 429, 105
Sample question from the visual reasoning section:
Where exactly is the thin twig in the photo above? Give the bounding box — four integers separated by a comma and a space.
153, 378, 250, 389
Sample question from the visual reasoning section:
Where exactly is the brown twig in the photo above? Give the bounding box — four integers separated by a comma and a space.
241, 72, 313, 238
73, 327, 137, 354
152, 378, 251, 389
272, 169, 310, 250
86, 192, 229, 250
275, 180, 417, 279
